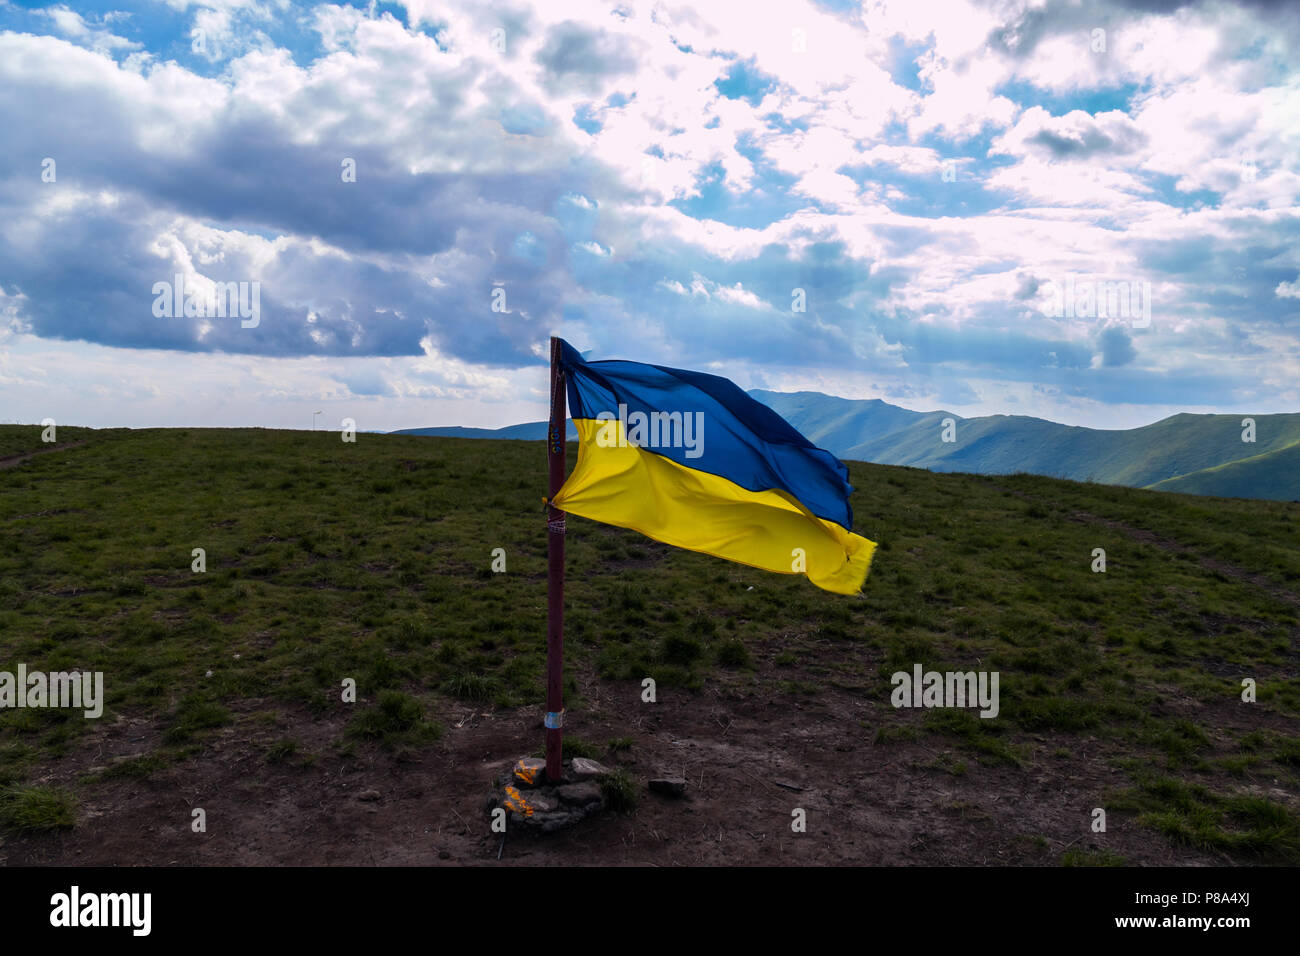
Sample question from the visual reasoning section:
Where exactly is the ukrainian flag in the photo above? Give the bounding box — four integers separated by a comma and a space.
550, 340, 875, 595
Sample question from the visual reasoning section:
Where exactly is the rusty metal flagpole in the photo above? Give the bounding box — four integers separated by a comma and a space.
545, 336, 566, 783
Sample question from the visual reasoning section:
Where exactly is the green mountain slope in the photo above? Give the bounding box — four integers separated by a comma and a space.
760, 393, 1300, 495
1147, 440, 1300, 500
747, 390, 934, 453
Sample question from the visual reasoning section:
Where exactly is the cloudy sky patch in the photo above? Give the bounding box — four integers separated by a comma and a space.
1, 0, 1297, 431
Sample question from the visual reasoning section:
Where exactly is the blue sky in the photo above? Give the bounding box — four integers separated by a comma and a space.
1, 0, 1298, 431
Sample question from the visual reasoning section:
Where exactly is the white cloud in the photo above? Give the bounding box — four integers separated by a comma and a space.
37, 5, 141, 53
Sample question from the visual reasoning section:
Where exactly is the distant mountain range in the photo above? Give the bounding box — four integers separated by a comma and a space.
393, 422, 576, 441
391, 392, 1300, 501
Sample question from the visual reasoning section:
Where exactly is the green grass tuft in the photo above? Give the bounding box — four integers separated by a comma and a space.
0, 785, 76, 833
349, 690, 442, 751
599, 769, 638, 813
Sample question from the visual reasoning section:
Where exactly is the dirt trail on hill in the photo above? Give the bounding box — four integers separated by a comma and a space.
0, 440, 88, 471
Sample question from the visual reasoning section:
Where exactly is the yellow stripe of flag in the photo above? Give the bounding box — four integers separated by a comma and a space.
553, 418, 875, 594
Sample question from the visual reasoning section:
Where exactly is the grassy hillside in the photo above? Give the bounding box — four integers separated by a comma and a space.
1148, 440, 1300, 501
0, 426, 1298, 862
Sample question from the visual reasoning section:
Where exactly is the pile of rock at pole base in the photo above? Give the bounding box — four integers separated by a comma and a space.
488, 756, 610, 832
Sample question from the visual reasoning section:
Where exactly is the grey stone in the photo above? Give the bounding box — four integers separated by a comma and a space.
569, 757, 613, 780
527, 792, 560, 813
649, 777, 686, 797
537, 810, 584, 833
556, 781, 603, 807
357, 789, 381, 802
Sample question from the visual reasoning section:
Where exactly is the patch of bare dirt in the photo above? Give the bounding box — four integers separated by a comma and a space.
4, 673, 1243, 867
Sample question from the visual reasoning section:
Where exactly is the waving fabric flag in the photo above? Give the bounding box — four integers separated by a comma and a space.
550, 339, 876, 595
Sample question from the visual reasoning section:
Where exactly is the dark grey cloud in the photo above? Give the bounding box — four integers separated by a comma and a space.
1027, 119, 1145, 158
985, 0, 1300, 64
1098, 324, 1137, 366
535, 21, 643, 93
1015, 273, 1042, 300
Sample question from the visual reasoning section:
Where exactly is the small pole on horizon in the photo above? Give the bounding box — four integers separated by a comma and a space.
545, 336, 566, 783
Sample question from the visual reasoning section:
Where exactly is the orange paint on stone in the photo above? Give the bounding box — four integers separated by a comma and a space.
503, 785, 534, 817
513, 759, 542, 785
